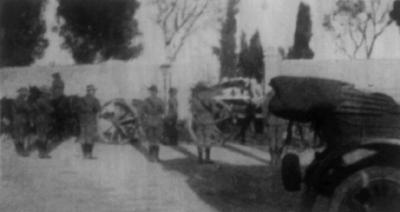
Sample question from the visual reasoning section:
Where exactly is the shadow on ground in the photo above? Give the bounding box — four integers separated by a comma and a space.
128, 141, 328, 212
160, 157, 302, 212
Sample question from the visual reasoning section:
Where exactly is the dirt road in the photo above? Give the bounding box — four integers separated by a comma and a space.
1, 137, 327, 212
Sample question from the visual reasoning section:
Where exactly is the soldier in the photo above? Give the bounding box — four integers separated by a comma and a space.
51, 72, 65, 99
33, 86, 54, 159
12, 87, 31, 156
189, 83, 221, 164
51, 73, 67, 141
264, 91, 289, 166
164, 87, 178, 145
237, 99, 255, 144
79, 84, 101, 159
142, 85, 165, 162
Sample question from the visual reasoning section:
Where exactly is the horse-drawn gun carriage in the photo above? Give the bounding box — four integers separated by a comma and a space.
270, 76, 400, 212
211, 78, 265, 143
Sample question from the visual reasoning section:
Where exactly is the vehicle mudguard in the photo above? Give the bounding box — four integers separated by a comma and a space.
304, 143, 400, 196
281, 153, 302, 191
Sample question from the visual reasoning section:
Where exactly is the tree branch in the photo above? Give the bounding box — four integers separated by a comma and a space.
327, 0, 392, 59
168, 0, 210, 61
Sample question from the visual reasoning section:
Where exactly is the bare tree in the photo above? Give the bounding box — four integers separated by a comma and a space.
152, 0, 216, 63
323, 0, 393, 59
150, 0, 221, 106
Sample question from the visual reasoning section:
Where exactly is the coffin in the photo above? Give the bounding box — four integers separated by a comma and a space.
269, 76, 400, 146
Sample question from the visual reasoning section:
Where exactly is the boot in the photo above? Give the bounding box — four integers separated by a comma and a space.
46, 140, 52, 157
148, 145, 155, 162
15, 142, 24, 156
197, 147, 204, 164
87, 144, 95, 159
15, 142, 28, 157
154, 145, 160, 162
41, 141, 51, 159
204, 147, 213, 164
23, 139, 32, 157
81, 143, 88, 159
38, 140, 46, 158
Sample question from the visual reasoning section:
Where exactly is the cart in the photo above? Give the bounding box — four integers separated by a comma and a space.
212, 78, 260, 144
270, 76, 400, 212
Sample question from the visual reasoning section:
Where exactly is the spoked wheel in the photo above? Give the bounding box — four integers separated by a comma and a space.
214, 102, 237, 145
329, 167, 400, 212
101, 99, 140, 144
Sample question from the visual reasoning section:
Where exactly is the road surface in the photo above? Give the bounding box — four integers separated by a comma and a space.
1, 137, 327, 212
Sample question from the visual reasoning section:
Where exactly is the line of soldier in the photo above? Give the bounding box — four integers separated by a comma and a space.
10, 74, 308, 165
138, 83, 315, 165
11, 73, 101, 159
139, 83, 223, 164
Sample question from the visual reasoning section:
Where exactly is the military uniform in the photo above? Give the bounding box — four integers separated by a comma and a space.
51, 73, 66, 140
12, 88, 31, 156
51, 73, 65, 99
33, 87, 54, 158
142, 86, 165, 161
191, 98, 219, 147
164, 89, 178, 145
143, 96, 164, 142
190, 86, 221, 164
79, 85, 101, 159
237, 101, 255, 144
264, 92, 289, 166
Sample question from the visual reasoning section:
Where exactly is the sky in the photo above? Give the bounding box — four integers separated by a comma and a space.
34, 0, 400, 68
238, 0, 400, 59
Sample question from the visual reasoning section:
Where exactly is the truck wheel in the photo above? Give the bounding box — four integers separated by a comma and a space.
281, 153, 301, 191
329, 166, 400, 212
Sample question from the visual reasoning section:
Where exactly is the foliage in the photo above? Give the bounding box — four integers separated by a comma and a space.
238, 31, 265, 83
390, 0, 400, 26
237, 32, 248, 76
58, 0, 142, 64
323, 0, 393, 59
214, 0, 240, 79
0, 0, 48, 67
287, 2, 314, 59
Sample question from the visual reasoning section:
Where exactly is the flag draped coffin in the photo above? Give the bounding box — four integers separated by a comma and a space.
269, 76, 400, 147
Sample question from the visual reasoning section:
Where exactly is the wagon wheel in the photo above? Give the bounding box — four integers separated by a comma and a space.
214, 101, 237, 145
111, 115, 138, 144
101, 99, 141, 144
329, 166, 400, 212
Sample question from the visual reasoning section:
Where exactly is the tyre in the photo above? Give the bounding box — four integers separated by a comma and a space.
329, 166, 400, 212
281, 153, 302, 191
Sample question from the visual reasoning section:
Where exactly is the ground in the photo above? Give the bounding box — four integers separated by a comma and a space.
0, 137, 329, 212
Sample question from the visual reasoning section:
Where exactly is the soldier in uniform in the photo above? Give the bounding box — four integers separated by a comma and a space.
237, 99, 255, 144
51, 72, 65, 99
33, 86, 54, 159
264, 91, 289, 166
79, 84, 101, 159
164, 87, 178, 145
51, 72, 67, 141
12, 87, 31, 156
142, 85, 165, 162
189, 83, 221, 164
